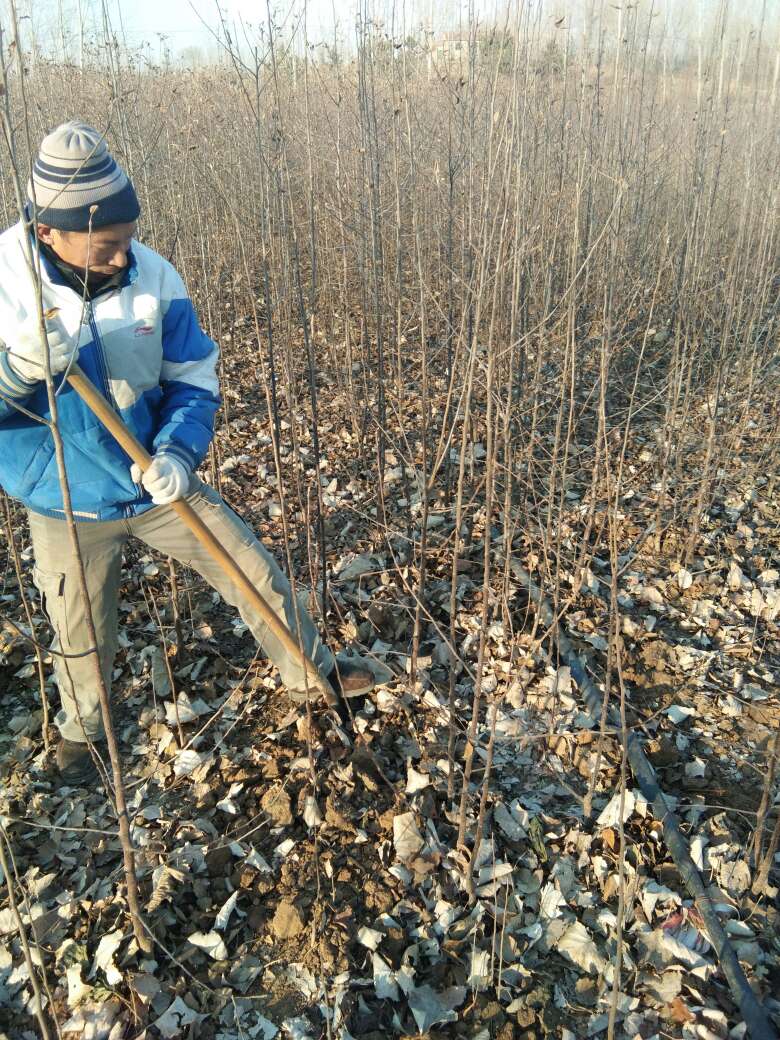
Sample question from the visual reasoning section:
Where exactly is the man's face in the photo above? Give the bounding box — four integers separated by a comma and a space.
37, 221, 137, 277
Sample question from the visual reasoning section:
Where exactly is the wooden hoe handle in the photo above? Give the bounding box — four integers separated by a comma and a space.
66, 363, 337, 707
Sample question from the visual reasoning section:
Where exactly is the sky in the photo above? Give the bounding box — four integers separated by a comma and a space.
16, 0, 473, 58
107, 0, 343, 50
24, 0, 332, 55
9, 0, 778, 63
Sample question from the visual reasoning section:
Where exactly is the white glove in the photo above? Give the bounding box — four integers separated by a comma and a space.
7, 315, 74, 384
131, 454, 190, 505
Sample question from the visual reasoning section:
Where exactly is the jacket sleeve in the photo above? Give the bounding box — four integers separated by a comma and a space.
0, 348, 38, 424
153, 269, 220, 471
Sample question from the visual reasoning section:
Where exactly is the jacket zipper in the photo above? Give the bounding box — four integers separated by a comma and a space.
87, 300, 140, 518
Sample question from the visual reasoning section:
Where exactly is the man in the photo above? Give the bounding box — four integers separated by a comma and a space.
0, 121, 373, 784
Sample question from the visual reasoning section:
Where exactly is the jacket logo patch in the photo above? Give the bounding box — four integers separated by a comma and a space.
135, 324, 155, 336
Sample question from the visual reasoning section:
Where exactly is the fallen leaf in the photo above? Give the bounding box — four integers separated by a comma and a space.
357, 925, 384, 950
187, 929, 228, 960
393, 812, 424, 862
467, 948, 491, 989
408, 984, 464, 1031
173, 748, 207, 777
556, 920, 607, 975
596, 789, 636, 828
65, 962, 91, 1007
302, 795, 323, 828
668, 995, 696, 1024
373, 952, 399, 999
89, 929, 123, 986
406, 765, 431, 793
62, 1000, 122, 1039
215, 890, 239, 931
154, 996, 204, 1038
666, 704, 696, 724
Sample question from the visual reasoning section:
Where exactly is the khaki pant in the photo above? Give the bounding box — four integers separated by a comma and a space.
27, 480, 333, 742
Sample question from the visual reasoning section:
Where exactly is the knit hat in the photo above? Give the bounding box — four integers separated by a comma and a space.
27, 121, 140, 231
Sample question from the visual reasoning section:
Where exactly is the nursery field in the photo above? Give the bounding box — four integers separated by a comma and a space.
0, 2, 778, 1038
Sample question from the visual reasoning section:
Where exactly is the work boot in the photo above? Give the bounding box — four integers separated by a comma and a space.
55, 739, 102, 785
287, 658, 375, 709
326, 658, 375, 700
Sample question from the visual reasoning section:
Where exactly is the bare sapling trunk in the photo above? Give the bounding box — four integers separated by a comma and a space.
1, 6, 151, 954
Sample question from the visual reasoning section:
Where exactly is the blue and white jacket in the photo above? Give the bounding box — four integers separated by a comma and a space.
0, 221, 220, 521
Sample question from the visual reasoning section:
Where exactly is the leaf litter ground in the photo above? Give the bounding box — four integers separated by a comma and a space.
0, 350, 778, 1040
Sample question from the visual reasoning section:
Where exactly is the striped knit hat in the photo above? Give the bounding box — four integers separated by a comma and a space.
27, 121, 140, 231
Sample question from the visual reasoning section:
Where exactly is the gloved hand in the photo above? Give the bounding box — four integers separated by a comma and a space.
7, 315, 74, 384
131, 454, 190, 505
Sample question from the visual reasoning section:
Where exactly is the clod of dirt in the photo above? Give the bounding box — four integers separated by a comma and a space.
272, 900, 305, 939
205, 846, 232, 878
261, 786, 294, 826
325, 794, 352, 831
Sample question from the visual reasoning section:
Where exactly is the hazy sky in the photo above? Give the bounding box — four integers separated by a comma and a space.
11, 0, 778, 60
19, 0, 478, 54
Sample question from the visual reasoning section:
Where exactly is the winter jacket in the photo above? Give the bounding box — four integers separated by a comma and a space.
0, 220, 220, 521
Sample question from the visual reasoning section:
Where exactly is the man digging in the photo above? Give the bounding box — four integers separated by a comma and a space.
0, 121, 374, 784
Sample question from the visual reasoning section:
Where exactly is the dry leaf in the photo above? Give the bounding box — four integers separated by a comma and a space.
188, 930, 228, 960
393, 812, 424, 862
669, 995, 696, 1024
154, 996, 204, 1038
